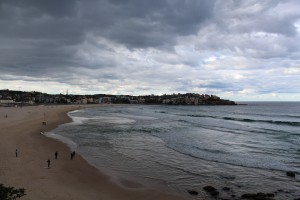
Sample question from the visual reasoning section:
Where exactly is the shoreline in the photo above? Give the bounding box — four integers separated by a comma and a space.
0, 104, 185, 200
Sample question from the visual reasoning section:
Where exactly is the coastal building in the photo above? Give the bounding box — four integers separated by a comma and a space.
81, 97, 88, 104
0, 99, 15, 104
87, 97, 95, 103
98, 97, 104, 103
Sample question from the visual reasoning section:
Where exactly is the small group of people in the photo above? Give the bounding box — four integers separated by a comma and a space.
46, 151, 76, 169
15, 148, 76, 169
47, 151, 75, 169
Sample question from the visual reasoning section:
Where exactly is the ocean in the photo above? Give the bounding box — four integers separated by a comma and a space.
49, 102, 300, 199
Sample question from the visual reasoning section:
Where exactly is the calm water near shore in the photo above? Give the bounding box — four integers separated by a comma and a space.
50, 102, 300, 199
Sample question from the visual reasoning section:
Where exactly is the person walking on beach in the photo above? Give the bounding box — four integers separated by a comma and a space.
15, 149, 18, 157
54, 151, 58, 160
47, 159, 51, 169
70, 151, 75, 160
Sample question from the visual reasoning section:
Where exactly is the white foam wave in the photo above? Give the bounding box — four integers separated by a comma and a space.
87, 116, 136, 124
45, 131, 78, 151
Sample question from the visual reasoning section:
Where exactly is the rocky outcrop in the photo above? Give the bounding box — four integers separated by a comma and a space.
203, 185, 219, 196
222, 187, 230, 191
241, 192, 275, 200
187, 190, 198, 196
286, 171, 296, 177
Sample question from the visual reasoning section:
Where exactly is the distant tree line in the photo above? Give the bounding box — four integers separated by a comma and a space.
0, 89, 236, 105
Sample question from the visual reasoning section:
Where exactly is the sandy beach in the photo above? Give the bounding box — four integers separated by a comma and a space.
0, 105, 185, 200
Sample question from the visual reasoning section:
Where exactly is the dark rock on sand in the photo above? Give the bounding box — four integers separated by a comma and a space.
210, 191, 219, 196
222, 187, 230, 191
241, 192, 275, 200
286, 171, 296, 177
203, 185, 217, 192
188, 190, 198, 196
266, 193, 275, 197
203, 186, 219, 196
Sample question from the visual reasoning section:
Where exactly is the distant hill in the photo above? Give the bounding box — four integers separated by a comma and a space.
0, 89, 236, 105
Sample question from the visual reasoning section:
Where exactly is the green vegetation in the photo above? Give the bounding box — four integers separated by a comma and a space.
0, 89, 236, 105
0, 184, 25, 200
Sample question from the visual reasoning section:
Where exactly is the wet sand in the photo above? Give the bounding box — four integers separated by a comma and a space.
0, 105, 185, 200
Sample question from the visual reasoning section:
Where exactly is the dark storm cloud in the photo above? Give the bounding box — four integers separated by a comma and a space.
0, 0, 215, 78
0, 1, 85, 51
0, 0, 77, 22
0, 0, 300, 100
78, 0, 215, 48
0, 0, 214, 45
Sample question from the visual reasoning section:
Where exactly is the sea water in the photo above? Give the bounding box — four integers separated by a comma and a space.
51, 102, 300, 199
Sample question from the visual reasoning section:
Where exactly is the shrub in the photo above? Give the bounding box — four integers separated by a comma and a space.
0, 184, 26, 200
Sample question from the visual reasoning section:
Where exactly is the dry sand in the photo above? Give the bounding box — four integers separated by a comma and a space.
0, 105, 186, 200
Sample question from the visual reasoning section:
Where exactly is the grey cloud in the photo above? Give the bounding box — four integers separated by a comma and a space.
89, 0, 215, 48
192, 0, 300, 60
0, 0, 299, 99
0, 0, 216, 78
0, 0, 215, 46
0, 38, 79, 76
0, 0, 77, 18
214, 0, 298, 36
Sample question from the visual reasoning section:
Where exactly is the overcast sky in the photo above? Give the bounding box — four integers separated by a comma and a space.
1, 0, 300, 101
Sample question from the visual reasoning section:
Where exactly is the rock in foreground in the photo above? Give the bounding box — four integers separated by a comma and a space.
241, 192, 275, 200
187, 190, 198, 196
203, 186, 219, 196
286, 171, 296, 177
